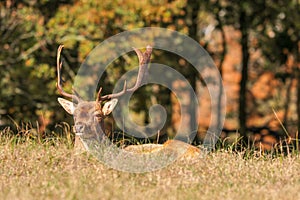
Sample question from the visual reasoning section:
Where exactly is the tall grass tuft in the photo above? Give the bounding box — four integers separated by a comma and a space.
0, 122, 74, 149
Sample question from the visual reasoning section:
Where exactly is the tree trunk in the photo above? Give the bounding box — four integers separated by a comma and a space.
215, 0, 227, 134
185, 0, 200, 144
283, 77, 293, 128
296, 50, 300, 144
238, 9, 250, 144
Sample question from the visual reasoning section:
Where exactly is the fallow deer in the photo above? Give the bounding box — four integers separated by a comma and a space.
56, 45, 200, 159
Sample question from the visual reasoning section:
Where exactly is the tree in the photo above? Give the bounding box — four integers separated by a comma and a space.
0, 1, 78, 132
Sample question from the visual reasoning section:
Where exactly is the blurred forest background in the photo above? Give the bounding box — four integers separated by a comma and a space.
0, 0, 299, 149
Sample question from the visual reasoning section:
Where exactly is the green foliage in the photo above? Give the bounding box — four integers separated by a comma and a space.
0, 0, 191, 132
0, 0, 299, 138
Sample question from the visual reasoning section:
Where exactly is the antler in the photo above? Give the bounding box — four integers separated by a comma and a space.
98, 45, 152, 101
56, 45, 80, 103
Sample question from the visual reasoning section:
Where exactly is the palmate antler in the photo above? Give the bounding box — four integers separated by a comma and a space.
56, 45, 152, 103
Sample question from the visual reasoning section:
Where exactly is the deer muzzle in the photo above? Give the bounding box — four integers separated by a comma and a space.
74, 122, 85, 135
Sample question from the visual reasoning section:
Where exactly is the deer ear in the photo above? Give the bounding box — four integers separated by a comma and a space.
102, 99, 118, 115
58, 98, 76, 115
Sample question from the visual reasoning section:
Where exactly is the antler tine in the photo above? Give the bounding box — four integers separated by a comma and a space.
96, 87, 103, 103
99, 45, 152, 101
127, 48, 151, 92
127, 45, 152, 92
100, 80, 127, 100
56, 45, 80, 102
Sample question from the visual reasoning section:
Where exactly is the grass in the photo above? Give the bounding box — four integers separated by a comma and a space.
1, 126, 300, 200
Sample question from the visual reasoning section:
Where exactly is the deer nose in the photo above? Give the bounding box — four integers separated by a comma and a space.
74, 122, 85, 133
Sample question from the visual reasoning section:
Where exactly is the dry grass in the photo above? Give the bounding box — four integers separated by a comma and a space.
1, 128, 300, 200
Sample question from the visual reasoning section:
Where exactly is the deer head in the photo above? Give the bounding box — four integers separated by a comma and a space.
56, 45, 152, 141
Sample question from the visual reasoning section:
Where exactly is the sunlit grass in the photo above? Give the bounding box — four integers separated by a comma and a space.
0, 125, 300, 200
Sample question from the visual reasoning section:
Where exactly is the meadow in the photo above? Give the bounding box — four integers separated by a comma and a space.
1, 127, 300, 200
